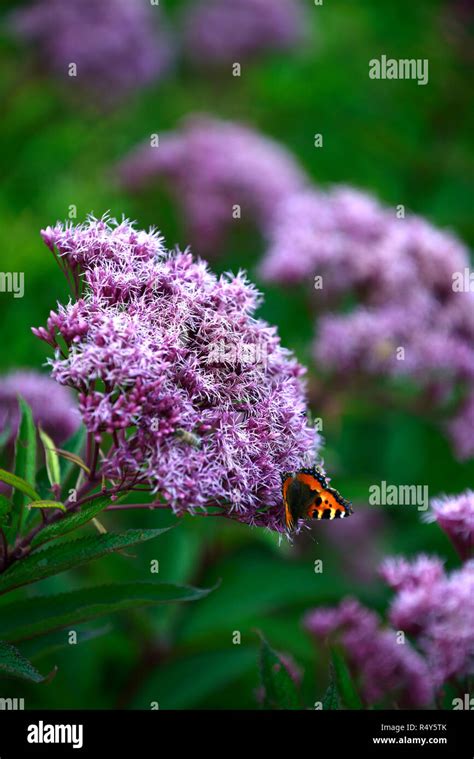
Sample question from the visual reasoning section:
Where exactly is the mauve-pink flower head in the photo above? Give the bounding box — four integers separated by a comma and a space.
34, 214, 320, 531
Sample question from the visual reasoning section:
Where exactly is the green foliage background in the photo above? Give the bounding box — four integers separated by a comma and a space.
0, 0, 473, 708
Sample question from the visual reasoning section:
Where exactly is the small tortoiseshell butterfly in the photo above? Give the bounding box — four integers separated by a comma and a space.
281, 466, 353, 531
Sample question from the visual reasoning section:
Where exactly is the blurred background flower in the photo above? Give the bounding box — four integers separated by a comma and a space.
0, 370, 79, 444
9, 0, 174, 106
182, 0, 308, 65
116, 115, 308, 256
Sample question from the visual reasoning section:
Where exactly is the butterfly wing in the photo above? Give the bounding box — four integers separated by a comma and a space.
282, 472, 323, 530
307, 485, 353, 520
282, 468, 353, 528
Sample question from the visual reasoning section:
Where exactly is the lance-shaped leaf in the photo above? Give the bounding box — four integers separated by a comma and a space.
9, 398, 37, 537
0, 495, 12, 528
0, 640, 54, 683
0, 469, 41, 502
258, 633, 299, 709
38, 426, 61, 488
322, 663, 341, 710
29, 500, 66, 512
30, 494, 124, 549
0, 527, 171, 596
330, 646, 363, 709
0, 581, 213, 642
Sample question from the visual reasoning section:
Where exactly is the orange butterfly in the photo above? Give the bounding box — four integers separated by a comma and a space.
281, 466, 353, 531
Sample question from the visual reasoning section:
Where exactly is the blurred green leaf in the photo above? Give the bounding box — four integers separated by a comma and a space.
9, 397, 37, 537
0, 581, 212, 642
21, 625, 112, 660
258, 634, 299, 709
177, 547, 362, 645
0, 495, 12, 527
0, 527, 172, 595
330, 646, 363, 709
132, 648, 258, 709
0, 640, 53, 683
38, 426, 61, 488
14, 397, 37, 491
322, 664, 340, 710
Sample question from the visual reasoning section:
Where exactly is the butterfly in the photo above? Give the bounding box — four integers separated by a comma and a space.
281, 466, 353, 531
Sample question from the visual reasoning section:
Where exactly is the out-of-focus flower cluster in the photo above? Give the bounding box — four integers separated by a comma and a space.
304, 597, 434, 707
9, 0, 309, 106
304, 493, 474, 707
34, 215, 319, 530
116, 115, 308, 256
0, 370, 79, 445
183, 0, 307, 64
381, 555, 474, 688
260, 186, 474, 459
10, 0, 173, 104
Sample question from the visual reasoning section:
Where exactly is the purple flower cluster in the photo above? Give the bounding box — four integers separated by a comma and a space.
183, 0, 306, 64
10, 0, 173, 104
304, 598, 434, 707
260, 186, 474, 459
381, 556, 474, 687
116, 115, 308, 255
0, 370, 79, 444
34, 215, 319, 529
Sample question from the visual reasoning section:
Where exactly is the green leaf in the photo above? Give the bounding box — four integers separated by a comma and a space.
38, 427, 61, 488
0, 581, 213, 641
330, 646, 363, 709
29, 500, 66, 512
0, 495, 12, 527
11, 398, 37, 534
0, 468, 41, 502
258, 634, 299, 709
0, 527, 171, 595
0, 640, 52, 683
30, 496, 114, 549
322, 663, 340, 710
